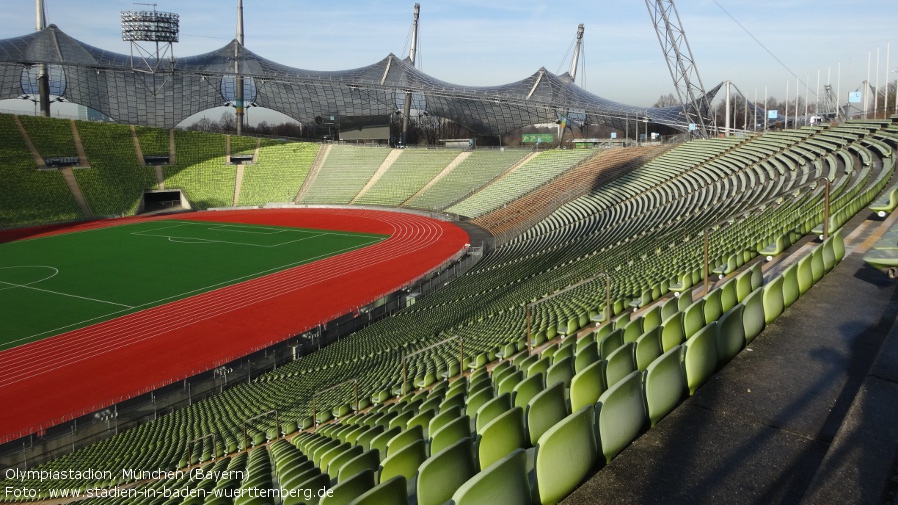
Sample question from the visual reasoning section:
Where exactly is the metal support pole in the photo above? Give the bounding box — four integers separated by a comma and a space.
823, 178, 831, 240
703, 228, 711, 295
459, 337, 464, 372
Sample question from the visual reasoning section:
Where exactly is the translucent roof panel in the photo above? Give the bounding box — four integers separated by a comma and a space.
0, 25, 719, 132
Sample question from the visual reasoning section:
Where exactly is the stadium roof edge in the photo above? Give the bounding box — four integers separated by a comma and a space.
0, 25, 716, 133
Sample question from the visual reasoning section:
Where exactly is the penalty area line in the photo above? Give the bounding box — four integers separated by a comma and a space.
0, 280, 134, 309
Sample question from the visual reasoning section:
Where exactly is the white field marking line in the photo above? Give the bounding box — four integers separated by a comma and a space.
0, 232, 413, 382
0, 266, 59, 293
0, 228, 416, 374
136, 230, 329, 248
0, 281, 134, 309
0, 214, 391, 343
206, 224, 289, 235
3, 224, 410, 354
0, 236, 388, 349
0, 213, 447, 381
0, 230, 447, 387
2, 213, 434, 354
0, 230, 393, 350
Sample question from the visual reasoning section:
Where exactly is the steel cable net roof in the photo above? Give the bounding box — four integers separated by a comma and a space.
0, 25, 719, 133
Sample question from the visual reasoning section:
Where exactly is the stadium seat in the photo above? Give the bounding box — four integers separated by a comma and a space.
533, 405, 598, 505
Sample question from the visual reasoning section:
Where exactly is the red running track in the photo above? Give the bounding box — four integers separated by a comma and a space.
0, 208, 470, 443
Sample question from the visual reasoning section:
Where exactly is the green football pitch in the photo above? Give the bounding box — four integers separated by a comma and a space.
0, 220, 387, 350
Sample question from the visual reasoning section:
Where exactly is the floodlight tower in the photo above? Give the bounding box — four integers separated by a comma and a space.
35, 0, 50, 116
121, 4, 179, 95
401, 3, 420, 146
645, 0, 715, 137
235, 0, 245, 135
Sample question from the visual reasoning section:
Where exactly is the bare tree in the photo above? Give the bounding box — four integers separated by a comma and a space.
653, 93, 679, 108
220, 111, 237, 133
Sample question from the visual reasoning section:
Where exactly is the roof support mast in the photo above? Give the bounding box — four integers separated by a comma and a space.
569, 23, 584, 79
235, 0, 244, 135
401, 3, 420, 146
558, 23, 585, 144
35, 0, 50, 117
645, 0, 715, 138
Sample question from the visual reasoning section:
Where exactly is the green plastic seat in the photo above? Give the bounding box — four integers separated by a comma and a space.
430, 415, 473, 455
477, 406, 527, 470
320, 443, 352, 473
406, 408, 437, 438
440, 393, 466, 413
595, 370, 646, 464
475, 393, 512, 434
716, 304, 746, 365
378, 438, 426, 484
720, 279, 738, 313
386, 424, 423, 457
570, 359, 607, 412
750, 262, 763, 291
634, 326, 662, 371
762, 275, 785, 325
683, 298, 706, 339
416, 437, 477, 505
644, 345, 686, 427
741, 288, 765, 344
545, 355, 575, 389
811, 246, 825, 283
355, 425, 385, 451
328, 446, 364, 479
660, 297, 680, 322
428, 406, 462, 437
622, 317, 644, 344
490, 360, 513, 384
526, 381, 568, 446
605, 342, 636, 388
449, 449, 532, 505
598, 328, 624, 359
526, 356, 552, 378
822, 235, 837, 273
337, 449, 381, 483
533, 405, 598, 505
735, 266, 754, 302
346, 475, 407, 505
574, 345, 599, 374
464, 387, 495, 418
833, 229, 846, 263
797, 254, 814, 294
660, 312, 685, 352
283, 473, 330, 505
641, 305, 662, 333
497, 370, 524, 397
553, 342, 575, 362
512, 373, 545, 410
781, 263, 800, 309
683, 322, 718, 395
703, 288, 723, 325
321, 469, 375, 505
368, 427, 401, 459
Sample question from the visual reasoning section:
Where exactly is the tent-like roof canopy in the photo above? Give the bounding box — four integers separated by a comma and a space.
0, 25, 719, 133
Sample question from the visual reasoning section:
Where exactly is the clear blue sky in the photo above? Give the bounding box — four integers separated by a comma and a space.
3, 0, 897, 110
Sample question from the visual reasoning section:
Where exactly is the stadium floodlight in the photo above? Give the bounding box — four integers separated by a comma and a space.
121, 10, 179, 43
121, 8, 179, 95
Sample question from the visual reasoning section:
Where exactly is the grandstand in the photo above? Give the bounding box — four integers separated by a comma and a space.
2, 109, 898, 504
